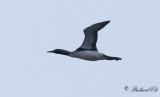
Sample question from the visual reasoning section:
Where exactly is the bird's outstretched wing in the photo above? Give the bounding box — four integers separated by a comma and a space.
76, 21, 110, 51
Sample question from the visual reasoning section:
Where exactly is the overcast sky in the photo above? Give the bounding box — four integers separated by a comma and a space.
0, 0, 160, 97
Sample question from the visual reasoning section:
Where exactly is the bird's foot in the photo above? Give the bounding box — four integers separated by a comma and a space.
113, 57, 122, 61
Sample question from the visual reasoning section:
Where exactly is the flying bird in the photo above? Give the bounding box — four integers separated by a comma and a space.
48, 21, 122, 61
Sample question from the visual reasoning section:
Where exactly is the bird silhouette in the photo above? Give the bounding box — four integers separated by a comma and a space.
48, 21, 122, 61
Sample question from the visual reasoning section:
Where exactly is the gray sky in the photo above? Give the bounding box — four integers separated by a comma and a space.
0, 0, 160, 97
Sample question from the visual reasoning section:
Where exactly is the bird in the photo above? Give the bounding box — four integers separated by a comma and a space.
48, 21, 122, 61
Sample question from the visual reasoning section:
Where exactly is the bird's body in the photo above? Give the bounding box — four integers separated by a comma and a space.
69, 50, 104, 61
48, 21, 122, 61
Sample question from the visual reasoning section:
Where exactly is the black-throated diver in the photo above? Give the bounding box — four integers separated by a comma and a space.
48, 21, 121, 61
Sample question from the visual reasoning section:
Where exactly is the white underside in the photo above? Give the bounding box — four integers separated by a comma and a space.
70, 51, 105, 61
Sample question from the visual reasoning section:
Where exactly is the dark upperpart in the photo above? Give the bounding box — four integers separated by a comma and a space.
78, 20, 110, 51
48, 49, 70, 56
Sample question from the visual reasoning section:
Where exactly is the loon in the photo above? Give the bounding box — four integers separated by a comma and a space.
48, 21, 122, 61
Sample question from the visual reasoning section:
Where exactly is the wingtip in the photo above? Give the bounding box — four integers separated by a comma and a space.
101, 20, 110, 25
105, 20, 110, 23
102, 20, 111, 26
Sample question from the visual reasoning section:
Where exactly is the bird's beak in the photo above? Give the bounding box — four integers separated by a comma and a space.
47, 51, 54, 53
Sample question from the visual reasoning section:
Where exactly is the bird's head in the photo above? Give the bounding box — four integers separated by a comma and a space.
47, 49, 70, 56
47, 49, 58, 53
